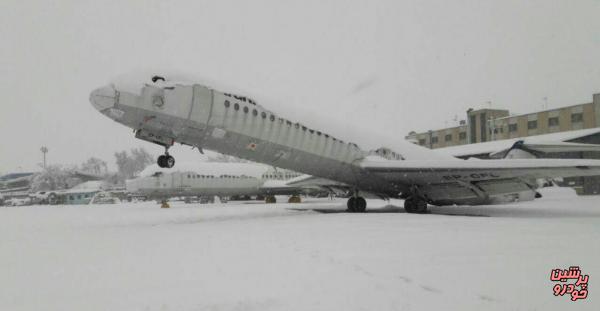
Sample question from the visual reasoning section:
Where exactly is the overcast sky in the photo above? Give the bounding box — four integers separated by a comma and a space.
2, 0, 600, 174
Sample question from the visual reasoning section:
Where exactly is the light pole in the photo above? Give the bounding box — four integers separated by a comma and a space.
40, 146, 48, 169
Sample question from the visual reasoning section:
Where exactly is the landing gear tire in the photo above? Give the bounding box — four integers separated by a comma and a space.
265, 195, 277, 204
157, 154, 175, 168
404, 197, 428, 214
288, 195, 302, 203
346, 197, 366, 213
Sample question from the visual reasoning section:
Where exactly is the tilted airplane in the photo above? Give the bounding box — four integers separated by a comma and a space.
127, 161, 305, 203
90, 74, 600, 213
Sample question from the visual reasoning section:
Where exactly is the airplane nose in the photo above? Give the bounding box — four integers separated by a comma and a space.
89, 85, 116, 111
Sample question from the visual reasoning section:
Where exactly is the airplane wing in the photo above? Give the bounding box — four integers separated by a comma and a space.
436, 128, 600, 159
361, 158, 600, 205
258, 179, 302, 195
489, 141, 600, 158
285, 175, 355, 197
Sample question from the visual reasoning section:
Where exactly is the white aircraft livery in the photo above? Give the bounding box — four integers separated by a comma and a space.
127, 162, 303, 203
90, 74, 600, 213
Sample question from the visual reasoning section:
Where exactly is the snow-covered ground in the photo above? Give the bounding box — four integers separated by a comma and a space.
1, 188, 598, 310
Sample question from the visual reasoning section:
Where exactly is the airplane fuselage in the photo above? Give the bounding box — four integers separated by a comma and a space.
93, 82, 400, 197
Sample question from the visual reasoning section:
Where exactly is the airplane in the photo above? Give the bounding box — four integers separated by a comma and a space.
90, 74, 600, 213
127, 161, 306, 203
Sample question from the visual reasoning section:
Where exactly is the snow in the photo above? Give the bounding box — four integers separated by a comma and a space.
1, 190, 598, 310
361, 157, 600, 171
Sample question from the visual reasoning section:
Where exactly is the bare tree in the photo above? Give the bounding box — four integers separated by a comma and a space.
114, 148, 155, 180
30, 165, 71, 192
80, 157, 108, 176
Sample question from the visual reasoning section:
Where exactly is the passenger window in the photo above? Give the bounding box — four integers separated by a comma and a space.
234, 103, 240, 111
224, 100, 230, 108
243, 106, 249, 113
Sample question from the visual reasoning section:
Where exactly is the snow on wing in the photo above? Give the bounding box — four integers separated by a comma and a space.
361, 158, 600, 205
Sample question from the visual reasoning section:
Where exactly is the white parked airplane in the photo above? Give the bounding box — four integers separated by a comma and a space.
90, 74, 600, 213
127, 162, 305, 203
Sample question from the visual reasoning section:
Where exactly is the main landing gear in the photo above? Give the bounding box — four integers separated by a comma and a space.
404, 197, 428, 214
157, 148, 175, 168
347, 196, 367, 213
288, 195, 302, 203
265, 195, 277, 204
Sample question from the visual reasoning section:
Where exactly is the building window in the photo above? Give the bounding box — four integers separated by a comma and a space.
431, 136, 438, 144
445, 134, 452, 142
527, 120, 537, 130
509, 123, 518, 132
418, 139, 426, 145
548, 117, 559, 127
571, 113, 583, 123
459, 132, 467, 140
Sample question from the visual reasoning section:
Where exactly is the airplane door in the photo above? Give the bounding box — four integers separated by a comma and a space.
160, 85, 194, 138
182, 85, 213, 144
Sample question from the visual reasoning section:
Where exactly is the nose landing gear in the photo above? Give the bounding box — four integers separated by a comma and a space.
157, 148, 175, 168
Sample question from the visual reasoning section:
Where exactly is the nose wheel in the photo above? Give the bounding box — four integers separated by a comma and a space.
157, 152, 175, 168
